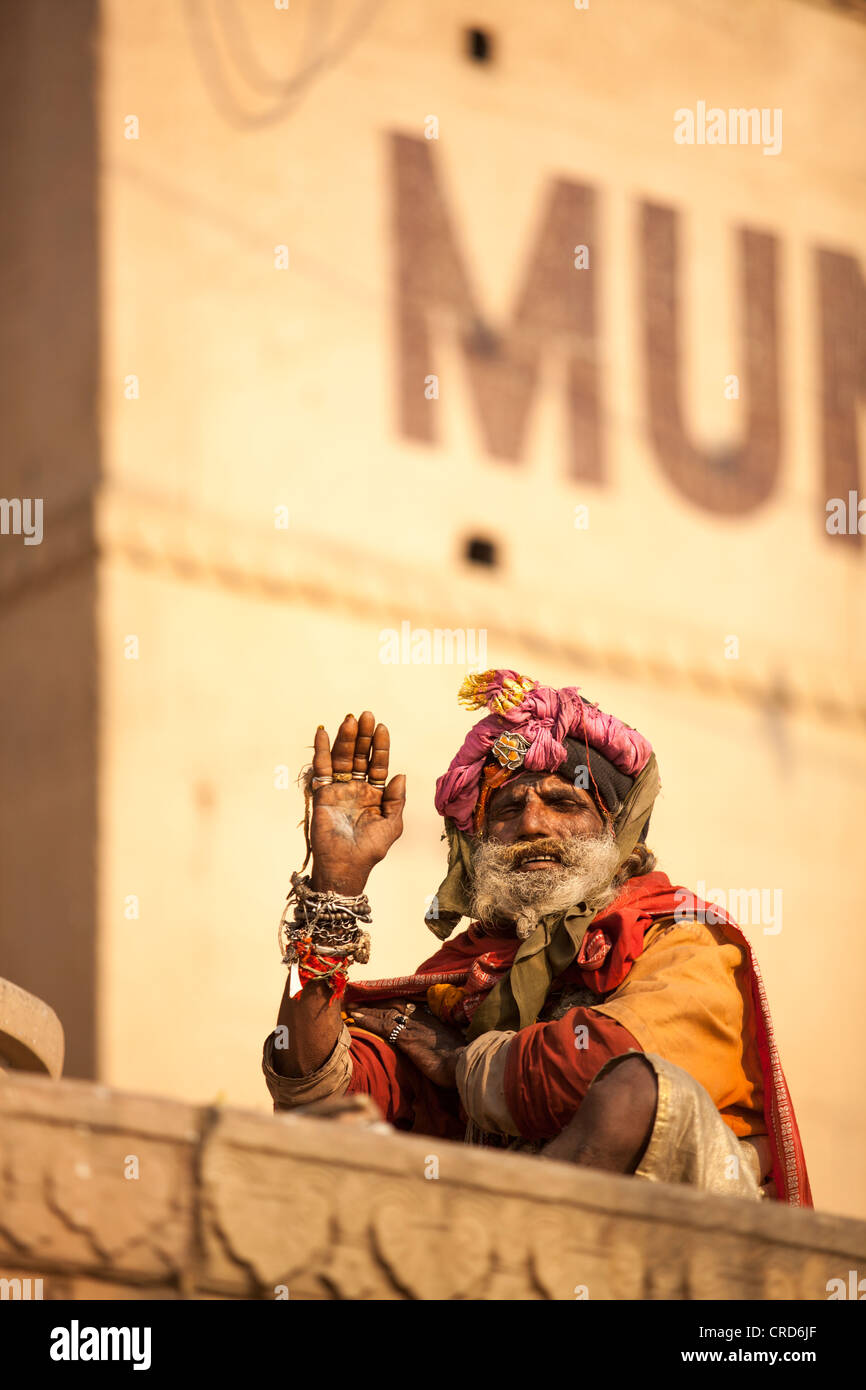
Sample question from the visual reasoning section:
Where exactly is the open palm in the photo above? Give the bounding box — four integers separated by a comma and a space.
309, 712, 406, 895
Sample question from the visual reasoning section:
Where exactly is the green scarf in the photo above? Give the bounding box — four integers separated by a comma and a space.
425, 754, 661, 1039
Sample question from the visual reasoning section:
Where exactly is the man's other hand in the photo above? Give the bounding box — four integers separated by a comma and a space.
348, 1000, 465, 1089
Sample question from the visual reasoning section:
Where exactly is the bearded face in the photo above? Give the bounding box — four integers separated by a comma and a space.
469, 827, 621, 939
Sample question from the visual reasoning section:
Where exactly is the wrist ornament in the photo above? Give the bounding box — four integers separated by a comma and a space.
278, 870, 372, 1004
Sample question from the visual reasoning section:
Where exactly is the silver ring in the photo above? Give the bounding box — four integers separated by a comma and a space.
351, 772, 367, 780
311, 775, 333, 789
368, 780, 387, 789
388, 1015, 409, 1044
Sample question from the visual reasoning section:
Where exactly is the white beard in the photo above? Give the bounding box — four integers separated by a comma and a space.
469, 830, 621, 940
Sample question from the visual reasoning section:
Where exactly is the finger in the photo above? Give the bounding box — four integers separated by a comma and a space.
331, 713, 358, 775
367, 722, 390, 785
353, 710, 375, 776
381, 773, 406, 821
354, 1005, 401, 1024
347, 1008, 388, 1038
312, 726, 333, 779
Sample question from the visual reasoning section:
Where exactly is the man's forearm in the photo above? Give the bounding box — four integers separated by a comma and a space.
273, 861, 370, 1078
272, 976, 343, 1077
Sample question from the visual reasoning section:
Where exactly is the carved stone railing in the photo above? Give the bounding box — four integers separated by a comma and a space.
0, 1071, 864, 1300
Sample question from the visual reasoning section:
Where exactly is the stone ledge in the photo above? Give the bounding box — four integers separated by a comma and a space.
0, 1072, 863, 1300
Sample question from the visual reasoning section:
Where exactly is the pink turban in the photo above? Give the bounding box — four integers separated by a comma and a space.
434, 669, 653, 834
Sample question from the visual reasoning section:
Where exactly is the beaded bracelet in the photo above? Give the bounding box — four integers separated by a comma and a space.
278, 871, 372, 1003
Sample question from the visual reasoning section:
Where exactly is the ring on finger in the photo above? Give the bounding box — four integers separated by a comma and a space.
388, 1013, 410, 1044
311, 775, 334, 789
368, 779, 387, 789
351, 771, 367, 780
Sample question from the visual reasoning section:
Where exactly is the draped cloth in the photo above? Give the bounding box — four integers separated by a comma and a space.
345, 671, 811, 1206
345, 870, 813, 1208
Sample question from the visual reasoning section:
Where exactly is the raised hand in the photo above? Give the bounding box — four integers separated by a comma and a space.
308, 712, 406, 896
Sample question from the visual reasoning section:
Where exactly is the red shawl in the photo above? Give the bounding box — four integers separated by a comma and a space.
345, 871, 812, 1206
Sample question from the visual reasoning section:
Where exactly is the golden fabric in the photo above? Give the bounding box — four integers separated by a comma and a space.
592, 919, 765, 1137
595, 1052, 765, 1199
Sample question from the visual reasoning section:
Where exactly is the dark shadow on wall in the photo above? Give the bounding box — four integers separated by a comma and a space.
0, 0, 100, 1077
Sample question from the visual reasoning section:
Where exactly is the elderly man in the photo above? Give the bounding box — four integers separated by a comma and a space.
263, 669, 811, 1206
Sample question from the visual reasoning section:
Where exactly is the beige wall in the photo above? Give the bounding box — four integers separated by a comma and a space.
98, 539, 866, 1219
1, 0, 864, 1219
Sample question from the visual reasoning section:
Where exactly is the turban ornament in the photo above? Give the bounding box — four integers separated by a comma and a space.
434, 669, 654, 834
